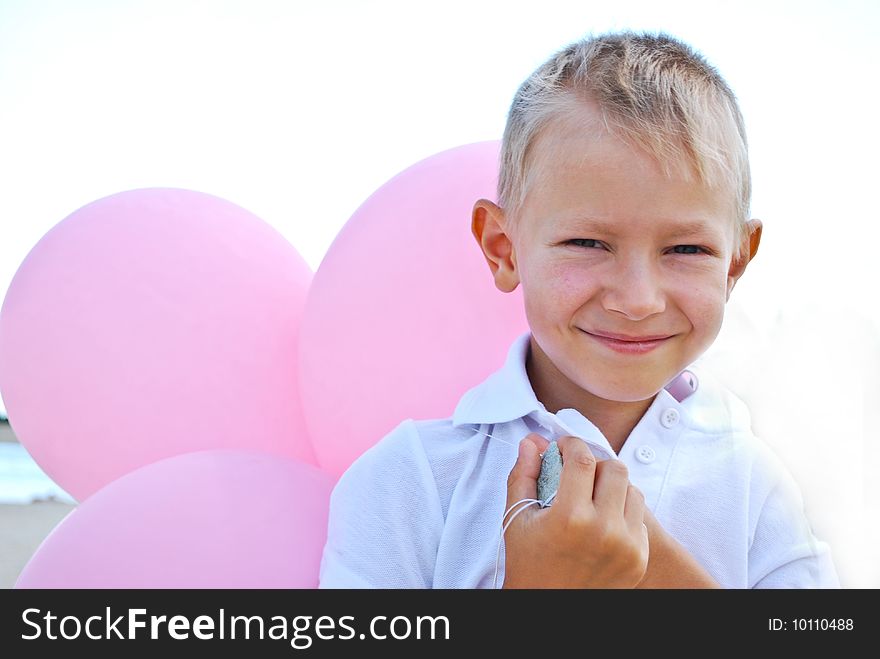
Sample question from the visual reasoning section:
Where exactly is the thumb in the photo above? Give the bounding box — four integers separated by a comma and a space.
506, 433, 549, 511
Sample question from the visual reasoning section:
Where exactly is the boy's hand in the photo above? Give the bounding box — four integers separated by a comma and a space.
502, 434, 649, 588
635, 507, 721, 588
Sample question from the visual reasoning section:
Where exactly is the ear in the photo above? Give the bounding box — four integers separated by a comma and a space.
471, 199, 520, 293
726, 219, 763, 300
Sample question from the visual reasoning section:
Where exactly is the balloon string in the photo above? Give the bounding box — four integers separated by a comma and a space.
470, 427, 518, 448
475, 426, 558, 589
493, 498, 539, 589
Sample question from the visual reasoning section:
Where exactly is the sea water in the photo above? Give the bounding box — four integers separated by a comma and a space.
0, 442, 75, 504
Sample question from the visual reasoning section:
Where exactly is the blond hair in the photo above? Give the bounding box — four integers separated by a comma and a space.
499, 31, 751, 257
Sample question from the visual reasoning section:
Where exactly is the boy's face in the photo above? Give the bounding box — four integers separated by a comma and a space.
474, 107, 761, 404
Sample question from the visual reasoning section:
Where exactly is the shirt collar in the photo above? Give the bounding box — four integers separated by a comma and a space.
452, 330, 698, 433
451, 332, 621, 459
452, 331, 543, 428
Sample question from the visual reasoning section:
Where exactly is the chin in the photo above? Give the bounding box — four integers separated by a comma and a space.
582, 379, 666, 403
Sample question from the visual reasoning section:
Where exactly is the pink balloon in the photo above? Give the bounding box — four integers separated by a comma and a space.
0, 188, 316, 501
16, 450, 334, 588
299, 142, 528, 476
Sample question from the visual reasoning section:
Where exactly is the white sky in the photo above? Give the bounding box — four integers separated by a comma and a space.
1, 1, 877, 288
0, 0, 877, 403
1, 0, 879, 584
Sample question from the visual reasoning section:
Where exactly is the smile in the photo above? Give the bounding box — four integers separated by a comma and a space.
580, 329, 673, 355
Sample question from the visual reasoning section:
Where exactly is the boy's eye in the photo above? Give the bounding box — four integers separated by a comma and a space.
670, 245, 707, 255
567, 239, 604, 249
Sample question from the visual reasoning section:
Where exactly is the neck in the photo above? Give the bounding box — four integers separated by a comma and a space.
526, 337, 655, 455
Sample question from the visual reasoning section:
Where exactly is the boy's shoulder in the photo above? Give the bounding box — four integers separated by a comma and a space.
371, 416, 479, 462
684, 363, 754, 436
685, 364, 792, 483
368, 416, 472, 446
333, 415, 487, 515
342, 416, 477, 479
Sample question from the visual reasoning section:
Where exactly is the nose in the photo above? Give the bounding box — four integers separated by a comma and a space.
601, 259, 666, 321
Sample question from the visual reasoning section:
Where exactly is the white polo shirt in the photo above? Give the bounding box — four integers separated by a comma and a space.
319, 332, 839, 588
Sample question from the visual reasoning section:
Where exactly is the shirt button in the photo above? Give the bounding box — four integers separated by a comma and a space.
660, 408, 680, 428
635, 445, 656, 464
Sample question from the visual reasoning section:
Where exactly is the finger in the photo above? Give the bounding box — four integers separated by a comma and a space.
623, 484, 647, 535
553, 436, 598, 516
592, 458, 631, 518
505, 433, 550, 510
526, 431, 551, 455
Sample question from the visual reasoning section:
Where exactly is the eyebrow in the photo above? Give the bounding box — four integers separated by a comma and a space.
559, 217, 725, 240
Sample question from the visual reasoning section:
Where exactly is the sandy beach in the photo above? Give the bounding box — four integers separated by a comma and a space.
0, 421, 75, 588
0, 500, 74, 588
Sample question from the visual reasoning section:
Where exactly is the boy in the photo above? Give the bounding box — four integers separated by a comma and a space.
319, 31, 839, 588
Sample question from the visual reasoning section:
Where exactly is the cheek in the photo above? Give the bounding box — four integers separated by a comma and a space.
521, 266, 584, 332
677, 279, 727, 338
523, 261, 586, 308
